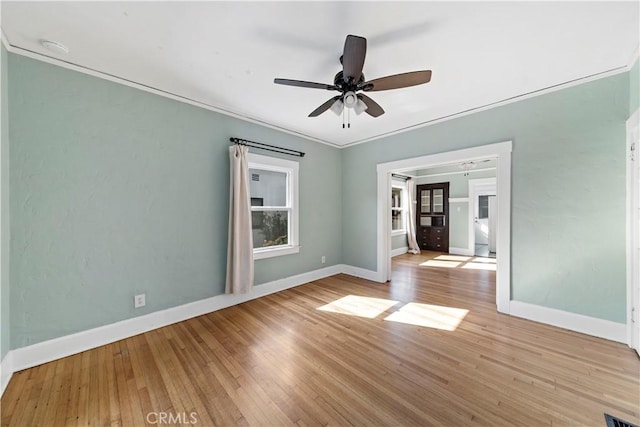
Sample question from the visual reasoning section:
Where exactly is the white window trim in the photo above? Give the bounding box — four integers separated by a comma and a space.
391, 180, 407, 236
248, 153, 300, 260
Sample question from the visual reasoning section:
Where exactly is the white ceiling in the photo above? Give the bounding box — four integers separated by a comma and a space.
2, 1, 638, 148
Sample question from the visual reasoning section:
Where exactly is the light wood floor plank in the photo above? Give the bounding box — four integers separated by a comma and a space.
2, 251, 639, 426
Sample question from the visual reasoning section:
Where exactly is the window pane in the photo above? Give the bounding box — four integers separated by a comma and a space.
421, 190, 430, 212
249, 169, 287, 206
392, 188, 402, 208
252, 210, 289, 248
432, 189, 443, 213
479, 195, 489, 219
392, 209, 403, 230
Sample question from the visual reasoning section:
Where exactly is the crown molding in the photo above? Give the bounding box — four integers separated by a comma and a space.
2, 42, 341, 150
1, 33, 638, 151
341, 64, 631, 149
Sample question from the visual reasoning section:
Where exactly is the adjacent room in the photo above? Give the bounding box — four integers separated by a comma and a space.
0, 2, 639, 426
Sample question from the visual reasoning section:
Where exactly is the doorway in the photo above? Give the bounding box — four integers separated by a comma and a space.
469, 178, 497, 258
376, 141, 513, 314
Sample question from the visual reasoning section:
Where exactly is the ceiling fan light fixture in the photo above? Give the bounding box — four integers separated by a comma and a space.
343, 91, 358, 109
354, 98, 368, 115
460, 161, 477, 176
330, 98, 344, 115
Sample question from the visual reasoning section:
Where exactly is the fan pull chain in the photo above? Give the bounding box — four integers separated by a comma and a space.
342, 108, 345, 129
348, 108, 351, 128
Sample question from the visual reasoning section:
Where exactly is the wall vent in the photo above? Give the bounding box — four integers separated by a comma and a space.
252, 174, 260, 182
605, 414, 638, 427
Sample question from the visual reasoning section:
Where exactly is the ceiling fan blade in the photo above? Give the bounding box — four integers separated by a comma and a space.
362, 70, 432, 91
308, 96, 341, 117
358, 94, 384, 117
274, 78, 337, 90
342, 35, 367, 83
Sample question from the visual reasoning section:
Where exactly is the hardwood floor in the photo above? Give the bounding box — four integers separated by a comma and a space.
2, 251, 639, 426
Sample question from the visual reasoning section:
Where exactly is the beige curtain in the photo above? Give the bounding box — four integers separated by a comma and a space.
226, 145, 254, 294
406, 178, 421, 254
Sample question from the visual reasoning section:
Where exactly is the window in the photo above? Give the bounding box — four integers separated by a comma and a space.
248, 153, 299, 259
478, 195, 489, 219
391, 182, 407, 235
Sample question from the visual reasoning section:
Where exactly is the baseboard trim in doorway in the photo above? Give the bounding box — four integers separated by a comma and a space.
509, 301, 626, 343
391, 247, 408, 257
340, 265, 381, 282
449, 247, 474, 256
0, 351, 13, 397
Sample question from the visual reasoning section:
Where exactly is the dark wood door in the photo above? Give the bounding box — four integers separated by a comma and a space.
416, 182, 449, 252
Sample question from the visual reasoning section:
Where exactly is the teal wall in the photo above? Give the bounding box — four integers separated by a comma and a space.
391, 234, 407, 251
448, 203, 468, 249
0, 45, 9, 360
7, 54, 341, 348
342, 73, 629, 323
3, 49, 635, 349
631, 58, 639, 114
414, 169, 496, 249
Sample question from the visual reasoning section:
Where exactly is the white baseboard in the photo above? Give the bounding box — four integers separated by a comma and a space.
449, 247, 474, 256
339, 264, 383, 282
509, 301, 627, 344
391, 247, 408, 257
9, 264, 342, 375
0, 351, 13, 397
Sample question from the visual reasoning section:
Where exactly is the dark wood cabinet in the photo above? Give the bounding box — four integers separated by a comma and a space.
416, 183, 449, 252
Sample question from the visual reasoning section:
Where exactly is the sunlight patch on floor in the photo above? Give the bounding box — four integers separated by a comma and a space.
384, 303, 469, 331
462, 262, 497, 271
434, 255, 471, 262
384, 302, 469, 331
420, 260, 461, 268
472, 257, 496, 263
317, 295, 400, 318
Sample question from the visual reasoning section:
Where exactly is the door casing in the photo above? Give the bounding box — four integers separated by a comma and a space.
626, 109, 640, 355
376, 141, 512, 314
468, 178, 497, 255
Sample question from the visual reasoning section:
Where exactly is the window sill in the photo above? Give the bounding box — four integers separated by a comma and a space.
254, 245, 300, 260
391, 229, 406, 237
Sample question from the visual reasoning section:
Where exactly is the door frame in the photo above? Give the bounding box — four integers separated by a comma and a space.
626, 108, 639, 354
376, 140, 512, 314
468, 178, 497, 254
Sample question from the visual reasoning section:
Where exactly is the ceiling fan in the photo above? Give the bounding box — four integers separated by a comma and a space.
274, 35, 432, 123
459, 160, 492, 176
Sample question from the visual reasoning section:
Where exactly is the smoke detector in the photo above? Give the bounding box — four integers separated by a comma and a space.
39, 39, 69, 55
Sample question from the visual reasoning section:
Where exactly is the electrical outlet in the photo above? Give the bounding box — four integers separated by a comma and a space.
321, 256, 326, 264
134, 293, 146, 308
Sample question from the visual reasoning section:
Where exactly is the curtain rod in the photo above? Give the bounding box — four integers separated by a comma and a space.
391, 173, 411, 180
230, 137, 305, 158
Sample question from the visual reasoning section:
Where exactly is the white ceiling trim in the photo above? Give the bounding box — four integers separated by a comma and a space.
414, 166, 497, 179
1, 35, 637, 151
